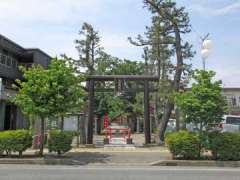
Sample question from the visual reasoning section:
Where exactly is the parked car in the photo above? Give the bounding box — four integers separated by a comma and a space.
219, 115, 240, 132
166, 119, 176, 132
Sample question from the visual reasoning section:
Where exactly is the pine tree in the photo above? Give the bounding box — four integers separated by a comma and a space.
129, 0, 194, 142
74, 22, 103, 75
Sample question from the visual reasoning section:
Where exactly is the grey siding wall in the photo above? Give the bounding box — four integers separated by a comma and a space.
26, 50, 51, 68
33, 51, 49, 68
0, 36, 25, 56
0, 64, 21, 80
16, 107, 28, 129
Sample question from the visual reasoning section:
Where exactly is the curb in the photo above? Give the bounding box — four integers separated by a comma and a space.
1, 158, 240, 167
0, 159, 151, 166
0, 159, 85, 165
150, 160, 240, 167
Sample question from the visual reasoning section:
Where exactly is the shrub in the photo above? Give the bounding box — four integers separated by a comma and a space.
48, 131, 73, 155
207, 131, 222, 159
165, 131, 200, 160
11, 130, 33, 157
208, 132, 240, 161
0, 131, 11, 155
0, 130, 33, 157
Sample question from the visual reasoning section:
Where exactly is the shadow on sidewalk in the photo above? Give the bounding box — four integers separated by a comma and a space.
45, 152, 111, 165
71, 152, 111, 165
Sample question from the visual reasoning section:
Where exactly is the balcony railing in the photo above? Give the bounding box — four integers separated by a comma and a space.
0, 53, 18, 68
0, 87, 17, 100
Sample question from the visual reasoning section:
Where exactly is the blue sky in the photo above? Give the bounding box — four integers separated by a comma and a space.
0, 0, 240, 86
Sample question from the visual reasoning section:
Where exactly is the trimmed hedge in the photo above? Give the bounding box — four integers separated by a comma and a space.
0, 130, 32, 157
165, 131, 200, 160
48, 131, 73, 155
208, 132, 240, 161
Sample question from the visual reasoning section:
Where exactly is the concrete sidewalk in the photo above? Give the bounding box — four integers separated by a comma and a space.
0, 147, 171, 166
0, 148, 240, 167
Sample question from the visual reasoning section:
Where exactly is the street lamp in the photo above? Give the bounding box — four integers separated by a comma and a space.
201, 34, 213, 70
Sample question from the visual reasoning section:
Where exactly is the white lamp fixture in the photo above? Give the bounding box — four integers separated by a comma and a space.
202, 39, 213, 50
201, 49, 210, 60
201, 37, 213, 70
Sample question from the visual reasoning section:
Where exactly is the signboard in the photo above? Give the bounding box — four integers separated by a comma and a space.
64, 116, 78, 131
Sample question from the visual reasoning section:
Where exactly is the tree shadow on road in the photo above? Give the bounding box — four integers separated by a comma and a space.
63, 152, 111, 165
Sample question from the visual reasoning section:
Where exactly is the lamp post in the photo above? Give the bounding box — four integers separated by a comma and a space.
201, 34, 213, 70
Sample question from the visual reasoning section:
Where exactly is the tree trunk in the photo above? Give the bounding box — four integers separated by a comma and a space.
96, 114, 101, 135
80, 79, 89, 145
77, 115, 80, 148
154, 91, 160, 130
136, 117, 140, 133
157, 101, 174, 143
39, 117, 45, 156
87, 79, 94, 144
175, 107, 180, 131
80, 113, 86, 144
19, 151, 23, 158
198, 122, 203, 158
157, 26, 183, 142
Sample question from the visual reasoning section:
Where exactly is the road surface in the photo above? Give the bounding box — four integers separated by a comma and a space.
0, 165, 239, 180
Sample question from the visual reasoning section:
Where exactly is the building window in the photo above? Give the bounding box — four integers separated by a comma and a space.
0, 53, 18, 68
6, 56, 11, 66
12, 59, 16, 67
11, 58, 18, 68
231, 96, 237, 107
0, 54, 6, 65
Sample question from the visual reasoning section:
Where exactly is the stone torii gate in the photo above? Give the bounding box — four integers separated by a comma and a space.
86, 75, 159, 145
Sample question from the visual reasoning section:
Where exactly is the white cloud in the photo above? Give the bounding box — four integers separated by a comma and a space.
101, 32, 142, 60
0, 0, 102, 25
214, 2, 240, 15
189, 1, 240, 16
0, 0, 143, 60
102, 33, 131, 49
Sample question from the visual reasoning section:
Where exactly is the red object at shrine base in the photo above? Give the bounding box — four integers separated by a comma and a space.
103, 114, 109, 129
105, 126, 131, 144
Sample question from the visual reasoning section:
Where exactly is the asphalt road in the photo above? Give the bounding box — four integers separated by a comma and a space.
0, 165, 239, 180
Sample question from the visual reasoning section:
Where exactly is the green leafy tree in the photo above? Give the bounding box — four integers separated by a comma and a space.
13, 59, 86, 156
47, 60, 86, 131
94, 54, 145, 125
13, 65, 52, 156
131, 93, 144, 116
130, 93, 144, 131
176, 70, 228, 133
95, 52, 120, 75
105, 95, 126, 119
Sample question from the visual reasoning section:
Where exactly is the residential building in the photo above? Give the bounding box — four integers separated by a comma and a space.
185, 87, 240, 116
0, 34, 51, 131
223, 88, 240, 115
